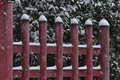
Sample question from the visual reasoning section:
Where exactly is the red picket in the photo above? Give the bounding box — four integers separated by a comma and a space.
99, 19, 110, 80
21, 14, 30, 80
0, 1, 13, 80
39, 15, 47, 80
55, 17, 63, 80
85, 20, 93, 80
70, 18, 79, 80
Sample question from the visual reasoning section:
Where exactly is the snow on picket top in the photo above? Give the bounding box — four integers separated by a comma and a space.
70, 18, 78, 24
39, 15, 47, 22
85, 19, 92, 25
55, 16, 63, 23
21, 14, 29, 20
98, 19, 110, 26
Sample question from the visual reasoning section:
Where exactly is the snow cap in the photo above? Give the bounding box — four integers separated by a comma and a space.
21, 14, 29, 21
39, 15, 47, 22
98, 19, 110, 27
55, 16, 63, 23
85, 19, 92, 26
70, 18, 78, 25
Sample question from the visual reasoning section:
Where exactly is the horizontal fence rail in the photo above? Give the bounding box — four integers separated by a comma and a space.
13, 14, 110, 80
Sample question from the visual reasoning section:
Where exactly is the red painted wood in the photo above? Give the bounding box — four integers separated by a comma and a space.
13, 45, 101, 55
0, 1, 13, 80
70, 25, 79, 80
21, 18, 30, 80
93, 77, 100, 80
0, 3, 110, 79
13, 70, 102, 78
99, 27, 110, 80
39, 21, 47, 80
85, 26, 93, 80
55, 23, 63, 80
13, 70, 22, 78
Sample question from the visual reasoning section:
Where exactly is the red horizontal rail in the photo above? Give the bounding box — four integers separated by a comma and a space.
13, 45, 101, 55
13, 70, 102, 78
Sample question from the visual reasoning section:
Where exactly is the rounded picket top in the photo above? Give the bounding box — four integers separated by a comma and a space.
21, 14, 29, 22
70, 18, 78, 26
55, 16, 63, 24
39, 15, 47, 22
98, 19, 110, 27
85, 19, 92, 26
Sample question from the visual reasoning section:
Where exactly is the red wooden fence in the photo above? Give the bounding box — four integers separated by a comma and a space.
0, 0, 110, 80
0, 1, 110, 79
12, 14, 110, 80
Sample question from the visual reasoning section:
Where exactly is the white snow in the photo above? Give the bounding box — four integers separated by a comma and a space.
39, 15, 47, 22
83, 0, 90, 5
80, 30, 85, 35
65, 12, 70, 18
85, 19, 92, 25
95, 2, 102, 7
93, 44, 101, 48
3, 12, 7, 15
63, 65, 72, 70
13, 42, 101, 48
13, 66, 22, 70
21, 14, 29, 20
15, 0, 20, 1
29, 66, 40, 70
47, 43, 56, 46
55, 16, 63, 23
60, 7, 66, 11
93, 65, 101, 69
98, 19, 110, 26
1, 46, 5, 50
70, 18, 78, 24
47, 65, 57, 70
78, 44, 87, 48
48, 5, 54, 10
13, 42, 22, 45
63, 44, 72, 47
78, 65, 87, 70
29, 65, 57, 70
30, 43, 40, 46
13, 65, 101, 70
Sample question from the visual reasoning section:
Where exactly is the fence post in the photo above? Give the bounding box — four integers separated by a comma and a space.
0, 1, 13, 80
85, 19, 93, 80
55, 17, 63, 80
39, 15, 47, 80
70, 18, 79, 80
21, 14, 30, 80
98, 19, 110, 80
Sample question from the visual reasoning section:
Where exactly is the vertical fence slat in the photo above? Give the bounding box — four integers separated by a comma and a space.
39, 15, 47, 80
4, 2, 13, 79
85, 19, 93, 80
0, 2, 13, 80
55, 17, 63, 80
98, 19, 110, 80
70, 18, 78, 80
21, 14, 30, 80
